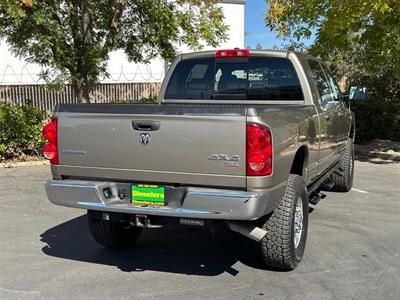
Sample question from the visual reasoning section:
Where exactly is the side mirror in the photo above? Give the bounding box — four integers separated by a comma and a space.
348, 86, 367, 101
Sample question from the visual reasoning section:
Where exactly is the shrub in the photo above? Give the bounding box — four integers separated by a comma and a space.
0, 103, 45, 161
351, 74, 400, 144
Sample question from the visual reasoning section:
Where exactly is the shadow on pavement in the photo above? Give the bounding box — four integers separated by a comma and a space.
40, 214, 269, 276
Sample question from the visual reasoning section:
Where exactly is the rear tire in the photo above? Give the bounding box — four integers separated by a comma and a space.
260, 174, 309, 271
87, 210, 142, 248
331, 139, 354, 192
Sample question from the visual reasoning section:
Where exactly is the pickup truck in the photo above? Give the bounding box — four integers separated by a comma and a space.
44, 49, 364, 270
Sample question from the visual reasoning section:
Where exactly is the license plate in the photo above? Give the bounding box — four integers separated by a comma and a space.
131, 184, 165, 206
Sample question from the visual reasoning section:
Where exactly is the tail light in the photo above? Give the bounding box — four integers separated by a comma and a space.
215, 49, 249, 58
42, 118, 59, 165
246, 123, 272, 176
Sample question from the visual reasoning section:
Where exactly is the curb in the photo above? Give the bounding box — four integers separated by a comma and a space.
0, 160, 50, 168
355, 149, 400, 162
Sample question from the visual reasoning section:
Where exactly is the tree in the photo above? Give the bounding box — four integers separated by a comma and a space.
264, 0, 400, 77
255, 42, 262, 50
263, 0, 400, 143
0, 0, 228, 102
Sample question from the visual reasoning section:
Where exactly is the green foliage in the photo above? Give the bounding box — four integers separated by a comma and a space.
322, 35, 400, 143
351, 76, 400, 143
264, 0, 400, 76
264, 0, 400, 143
0, 0, 228, 102
0, 103, 45, 161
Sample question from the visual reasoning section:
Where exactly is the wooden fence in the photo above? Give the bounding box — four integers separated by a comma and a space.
0, 82, 162, 115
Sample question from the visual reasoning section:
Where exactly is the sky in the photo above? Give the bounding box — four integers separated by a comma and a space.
244, 0, 281, 49
244, 0, 315, 49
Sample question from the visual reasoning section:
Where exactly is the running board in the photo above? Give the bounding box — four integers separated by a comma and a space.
321, 178, 335, 190
308, 191, 327, 205
307, 161, 340, 196
334, 168, 345, 177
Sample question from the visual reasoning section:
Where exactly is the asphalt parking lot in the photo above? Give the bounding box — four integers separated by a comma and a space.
0, 160, 399, 299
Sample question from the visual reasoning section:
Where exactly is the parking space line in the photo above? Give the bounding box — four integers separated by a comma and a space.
352, 188, 369, 194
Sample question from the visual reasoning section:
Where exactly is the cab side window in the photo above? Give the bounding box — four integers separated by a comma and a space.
322, 66, 342, 102
308, 60, 334, 110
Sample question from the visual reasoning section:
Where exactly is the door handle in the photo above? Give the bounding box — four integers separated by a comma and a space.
131, 120, 160, 131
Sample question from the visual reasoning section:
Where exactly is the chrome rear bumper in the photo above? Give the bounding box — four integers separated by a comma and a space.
44, 179, 286, 220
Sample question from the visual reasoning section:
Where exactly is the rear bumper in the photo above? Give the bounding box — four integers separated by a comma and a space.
44, 179, 286, 221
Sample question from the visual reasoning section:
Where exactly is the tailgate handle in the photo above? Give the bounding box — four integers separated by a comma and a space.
131, 120, 160, 131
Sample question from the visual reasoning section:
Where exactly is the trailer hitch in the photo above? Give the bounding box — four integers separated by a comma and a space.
134, 215, 163, 228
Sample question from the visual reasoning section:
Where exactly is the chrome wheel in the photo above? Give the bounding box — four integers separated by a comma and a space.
293, 196, 303, 248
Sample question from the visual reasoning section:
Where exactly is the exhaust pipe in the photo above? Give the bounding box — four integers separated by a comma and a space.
226, 221, 267, 242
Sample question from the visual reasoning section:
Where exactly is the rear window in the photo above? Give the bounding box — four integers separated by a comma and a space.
164, 57, 303, 100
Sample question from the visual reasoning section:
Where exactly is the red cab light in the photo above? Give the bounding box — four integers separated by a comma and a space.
215, 49, 249, 58
246, 123, 272, 176
42, 118, 58, 165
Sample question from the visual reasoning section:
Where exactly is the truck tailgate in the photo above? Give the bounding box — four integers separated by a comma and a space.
57, 104, 247, 188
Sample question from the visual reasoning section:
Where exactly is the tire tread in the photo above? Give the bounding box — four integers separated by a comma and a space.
260, 174, 308, 270
331, 139, 354, 192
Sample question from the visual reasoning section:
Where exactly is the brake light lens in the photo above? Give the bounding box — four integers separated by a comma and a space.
215, 49, 249, 58
42, 118, 58, 164
246, 123, 272, 176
